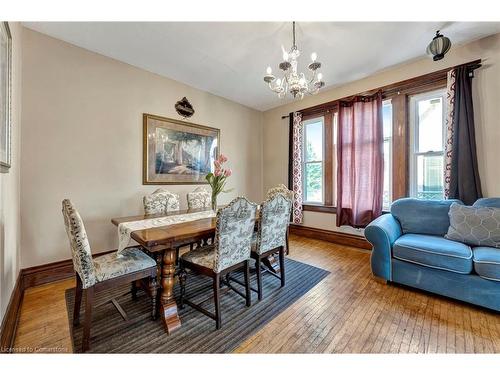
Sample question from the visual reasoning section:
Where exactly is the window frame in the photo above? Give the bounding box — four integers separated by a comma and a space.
382, 99, 393, 211
295, 62, 468, 214
300, 111, 336, 212
302, 116, 326, 205
408, 88, 447, 199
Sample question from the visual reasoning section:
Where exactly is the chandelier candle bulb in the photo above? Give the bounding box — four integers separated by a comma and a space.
263, 22, 325, 99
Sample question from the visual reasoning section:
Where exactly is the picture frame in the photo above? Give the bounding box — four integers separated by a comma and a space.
143, 113, 220, 185
0, 22, 12, 172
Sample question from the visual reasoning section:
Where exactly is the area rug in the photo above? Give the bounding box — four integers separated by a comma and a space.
65, 258, 329, 353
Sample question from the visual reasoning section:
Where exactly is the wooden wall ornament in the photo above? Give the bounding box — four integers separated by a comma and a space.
175, 97, 195, 119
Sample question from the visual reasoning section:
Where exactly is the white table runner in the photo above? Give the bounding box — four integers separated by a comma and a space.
118, 210, 216, 254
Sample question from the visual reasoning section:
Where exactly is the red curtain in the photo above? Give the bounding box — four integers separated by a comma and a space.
336, 91, 383, 228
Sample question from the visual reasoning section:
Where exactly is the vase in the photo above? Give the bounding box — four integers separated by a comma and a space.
211, 194, 218, 212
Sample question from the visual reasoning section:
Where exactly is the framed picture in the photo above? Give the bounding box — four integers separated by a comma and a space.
143, 113, 220, 184
0, 22, 11, 171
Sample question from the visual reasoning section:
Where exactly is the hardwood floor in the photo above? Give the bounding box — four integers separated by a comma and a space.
13, 235, 500, 353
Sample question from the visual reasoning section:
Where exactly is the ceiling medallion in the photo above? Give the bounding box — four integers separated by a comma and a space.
263, 22, 325, 100
175, 97, 195, 119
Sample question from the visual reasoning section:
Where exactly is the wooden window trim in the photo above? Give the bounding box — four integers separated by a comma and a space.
301, 111, 335, 211
303, 204, 337, 213
294, 59, 481, 211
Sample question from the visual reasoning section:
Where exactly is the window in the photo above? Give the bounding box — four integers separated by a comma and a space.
382, 99, 393, 210
409, 89, 446, 200
297, 68, 454, 214
302, 116, 324, 204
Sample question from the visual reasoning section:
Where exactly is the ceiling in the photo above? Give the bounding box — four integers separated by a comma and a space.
23, 22, 500, 111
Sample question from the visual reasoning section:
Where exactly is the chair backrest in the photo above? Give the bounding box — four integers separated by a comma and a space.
266, 184, 294, 202
61, 199, 97, 289
255, 193, 293, 255
213, 197, 257, 273
187, 187, 211, 210
143, 188, 180, 215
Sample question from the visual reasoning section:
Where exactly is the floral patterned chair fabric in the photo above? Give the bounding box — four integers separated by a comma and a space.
62, 199, 97, 289
94, 247, 156, 283
266, 184, 294, 202
62, 199, 156, 288
181, 196, 257, 273
143, 188, 180, 215
253, 193, 293, 255
187, 187, 211, 210
180, 244, 216, 268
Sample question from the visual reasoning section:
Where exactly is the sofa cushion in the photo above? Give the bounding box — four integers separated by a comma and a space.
473, 247, 500, 281
391, 198, 462, 236
473, 198, 500, 209
445, 203, 500, 248
393, 234, 473, 274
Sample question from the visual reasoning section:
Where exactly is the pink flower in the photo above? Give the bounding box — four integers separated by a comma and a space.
218, 154, 228, 163
224, 168, 232, 177
214, 168, 222, 177
214, 160, 221, 169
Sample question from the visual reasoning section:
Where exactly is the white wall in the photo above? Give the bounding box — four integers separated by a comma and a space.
262, 33, 500, 234
0, 23, 22, 322
20, 28, 263, 268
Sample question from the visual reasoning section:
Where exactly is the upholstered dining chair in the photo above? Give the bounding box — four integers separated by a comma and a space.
265, 184, 294, 255
187, 187, 211, 210
187, 187, 213, 250
143, 188, 180, 215
266, 183, 294, 201
251, 193, 292, 300
143, 188, 183, 263
178, 197, 257, 329
62, 199, 158, 352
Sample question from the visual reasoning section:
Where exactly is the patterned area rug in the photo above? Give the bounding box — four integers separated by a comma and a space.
65, 258, 329, 353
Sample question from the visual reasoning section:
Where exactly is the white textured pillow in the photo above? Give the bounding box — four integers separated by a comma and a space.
445, 203, 500, 248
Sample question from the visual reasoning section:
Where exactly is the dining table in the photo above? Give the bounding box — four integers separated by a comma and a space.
111, 208, 218, 333
111, 207, 281, 334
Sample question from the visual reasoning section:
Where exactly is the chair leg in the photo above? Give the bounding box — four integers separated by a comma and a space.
131, 280, 138, 300
213, 274, 221, 329
149, 276, 158, 320
285, 230, 290, 255
244, 260, 251, 307
82, 286, 95, 352
179, 268, 187, 309
175, 247, 180, 266
73, 274, 83, 326
279, 246, 286, 287
256, 257, 263, 301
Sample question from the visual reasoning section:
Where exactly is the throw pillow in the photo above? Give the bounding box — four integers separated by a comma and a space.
446, 203, 500, 248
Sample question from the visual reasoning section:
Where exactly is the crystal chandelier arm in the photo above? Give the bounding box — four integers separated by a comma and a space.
263, 21, 325, 99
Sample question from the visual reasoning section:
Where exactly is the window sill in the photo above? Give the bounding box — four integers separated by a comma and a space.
302, 204, 337, 214
302, 205, 389, 216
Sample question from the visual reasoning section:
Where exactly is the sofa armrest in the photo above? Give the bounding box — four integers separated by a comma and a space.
364, 214, 402, 281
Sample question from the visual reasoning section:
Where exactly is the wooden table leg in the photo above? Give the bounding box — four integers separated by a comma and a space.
159, 248, 182, 333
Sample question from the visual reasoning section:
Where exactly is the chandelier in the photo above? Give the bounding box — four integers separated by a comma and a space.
264, 22, 325, 99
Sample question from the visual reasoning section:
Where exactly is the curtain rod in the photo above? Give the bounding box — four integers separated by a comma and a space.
280, 59, 482, 119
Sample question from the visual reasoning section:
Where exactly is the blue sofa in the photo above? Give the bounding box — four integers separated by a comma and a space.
365, 197, 500, 311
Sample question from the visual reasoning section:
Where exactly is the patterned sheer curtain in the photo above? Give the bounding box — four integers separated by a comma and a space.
336, 92, 384, 228
288, 111, 303, 224
444, 69, 456, 199
444, 66, 482, 205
